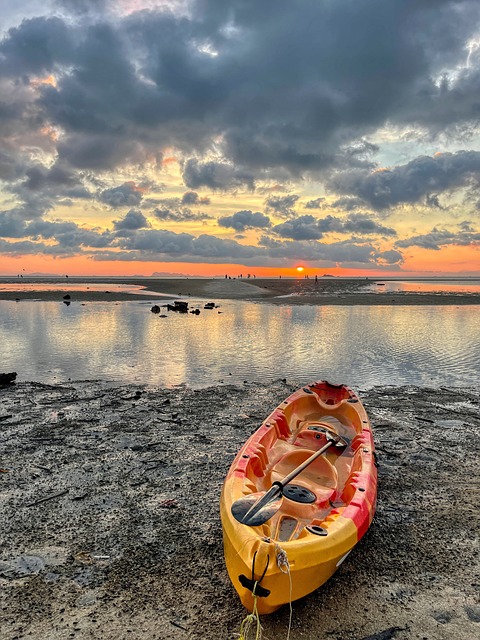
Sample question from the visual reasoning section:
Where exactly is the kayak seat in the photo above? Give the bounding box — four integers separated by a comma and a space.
267, 448, 338, 490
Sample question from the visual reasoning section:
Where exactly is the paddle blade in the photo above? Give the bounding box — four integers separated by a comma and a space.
231, 486, 283, 527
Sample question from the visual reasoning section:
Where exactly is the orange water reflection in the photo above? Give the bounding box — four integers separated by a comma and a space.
1, 300, 478, 389
0, 282, 169, 296
368, 280, 480, 294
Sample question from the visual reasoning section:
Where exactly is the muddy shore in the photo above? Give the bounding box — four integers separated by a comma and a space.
0, 276, 478, 305
0, 380, 478, 640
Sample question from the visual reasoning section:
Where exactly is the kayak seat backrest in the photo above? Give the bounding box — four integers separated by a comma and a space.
246, 448, 268, 478
270, 411, 291, 439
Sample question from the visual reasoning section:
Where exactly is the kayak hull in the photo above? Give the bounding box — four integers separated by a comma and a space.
220, 381, 377, 614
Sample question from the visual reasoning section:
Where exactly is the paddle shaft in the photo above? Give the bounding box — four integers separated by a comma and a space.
279, 437, 337, 488
237, 437, 338, 526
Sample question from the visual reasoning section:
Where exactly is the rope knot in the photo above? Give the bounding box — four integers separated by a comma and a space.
275, 543, 290, 574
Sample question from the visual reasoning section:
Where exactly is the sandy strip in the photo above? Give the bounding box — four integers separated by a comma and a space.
0, 277, 478, 305
0, 379, 478, 640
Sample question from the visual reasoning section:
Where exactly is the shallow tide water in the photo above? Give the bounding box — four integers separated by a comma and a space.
1, 299, 478, 388
364, 279, 480, 295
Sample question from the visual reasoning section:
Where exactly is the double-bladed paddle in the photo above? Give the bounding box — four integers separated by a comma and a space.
231, 429, 349, 527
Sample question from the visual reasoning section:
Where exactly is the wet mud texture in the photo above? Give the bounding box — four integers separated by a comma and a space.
0, 380, 479, 640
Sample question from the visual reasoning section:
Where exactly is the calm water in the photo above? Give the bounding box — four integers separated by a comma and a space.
1, 300, 478, 388
365, 279, 480, 294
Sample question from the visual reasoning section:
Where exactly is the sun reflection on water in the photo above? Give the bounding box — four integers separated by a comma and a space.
0, 300, 478, 388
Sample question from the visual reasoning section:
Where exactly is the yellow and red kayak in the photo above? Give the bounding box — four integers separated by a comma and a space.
220, 381, 377, 614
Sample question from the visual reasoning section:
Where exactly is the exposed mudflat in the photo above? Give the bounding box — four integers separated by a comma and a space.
0, 276, 478, 305
0, 380, 479, 640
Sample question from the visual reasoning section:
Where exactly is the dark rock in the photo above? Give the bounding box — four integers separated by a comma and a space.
167, 300, 189, 313
63, 294, 71, 300
151, 305, 161, 314
0, 372, 17, 386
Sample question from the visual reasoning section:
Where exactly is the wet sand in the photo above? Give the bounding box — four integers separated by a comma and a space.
0, 276, 478, 305
1, 379, 479, 640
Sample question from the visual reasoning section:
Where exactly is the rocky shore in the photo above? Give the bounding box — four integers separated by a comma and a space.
0, 379, 479, 640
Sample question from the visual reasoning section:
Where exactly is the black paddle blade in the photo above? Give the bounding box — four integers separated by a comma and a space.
333, 433, 350, 447
231, 485, 283, 527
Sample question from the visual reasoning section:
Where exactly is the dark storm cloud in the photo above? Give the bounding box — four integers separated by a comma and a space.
0, 209, 400, 267
331, 197, 364, 211
304, 198, 324, 210
2, 1, 479, 180
375, 249, 403, 265
23, 162, 83, 192
113, 209, 149, 231
26, 219, 78, 239
395, 226, 480, 250
425, 193, 442, 208
264, 194, 299, 217
26, 218, 113, 248
182, 160, 255, 191
0, 215, 113, 252
321, 213, 397, 236
99, 182, 144, 208
218, 210, 270, 232
0, 211, 27, 237
272, 213, 396, 241
193, 0, 480, 173
0, 238, 50, 255
3, 195, 54, 220
0, 17, 74, 76
153, 206, 213, 222
459, 220, 475, 232
117, 229, 261, 260
3, 160, 93, 220
181, 190, 211, 205
259, 235, 378, 264
88, 227, 392, 268
272, 215, 323, 241
54, 0, 109, 16
328, 151, 480, 209
56, 134, 148, 171
0, 150, 25, 182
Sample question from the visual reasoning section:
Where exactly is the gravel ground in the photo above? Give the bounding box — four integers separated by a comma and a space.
0, 379, 479, 640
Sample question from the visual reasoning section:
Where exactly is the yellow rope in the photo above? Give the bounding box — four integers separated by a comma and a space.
238, 583, 262, 640
275, 543, 293, 640
285, 566, 293, 640
237, 544, 293, 640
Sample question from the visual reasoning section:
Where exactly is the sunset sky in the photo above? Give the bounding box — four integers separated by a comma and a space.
1, 0, 479, 277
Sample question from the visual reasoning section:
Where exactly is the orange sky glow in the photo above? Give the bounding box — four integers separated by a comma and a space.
1, 248, 478, 278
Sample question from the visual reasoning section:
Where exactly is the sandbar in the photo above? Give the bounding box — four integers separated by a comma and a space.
0, 276, 479, 305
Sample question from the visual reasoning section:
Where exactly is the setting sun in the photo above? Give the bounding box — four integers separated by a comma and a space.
296, 266, 305, 272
